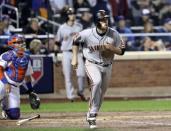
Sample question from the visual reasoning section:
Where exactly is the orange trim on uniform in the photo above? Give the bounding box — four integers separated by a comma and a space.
17, 66, 26, 81
0, 66, 5, 79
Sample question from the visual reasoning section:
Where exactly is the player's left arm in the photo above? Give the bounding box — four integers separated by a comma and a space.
104, 41, 125, 55
24, 60, 40, 110
24, 60, 34, 93
0, 51, 13, 93
23, 74, 40, 110
72, 34, 80, 69
104, 32, 125, 55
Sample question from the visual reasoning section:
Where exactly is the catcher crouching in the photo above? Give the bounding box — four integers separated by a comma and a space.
0, 34, 40, 120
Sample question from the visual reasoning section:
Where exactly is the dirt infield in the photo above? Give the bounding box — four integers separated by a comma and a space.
1, 111, 171, 131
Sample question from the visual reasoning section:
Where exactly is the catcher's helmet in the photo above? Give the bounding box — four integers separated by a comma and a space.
7, 34, 25, 49
96, 10, 109, 29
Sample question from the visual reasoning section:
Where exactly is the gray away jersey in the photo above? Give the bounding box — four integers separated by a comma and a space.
78, 27, 123, 64
56, 22, 82, 51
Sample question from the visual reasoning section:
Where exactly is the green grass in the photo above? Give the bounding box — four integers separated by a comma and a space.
21, 99, 171, 113
2, 100, 171, 131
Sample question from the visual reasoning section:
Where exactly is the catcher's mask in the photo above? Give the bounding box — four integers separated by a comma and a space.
96, 10, 109, 30
8, 34, 26, 50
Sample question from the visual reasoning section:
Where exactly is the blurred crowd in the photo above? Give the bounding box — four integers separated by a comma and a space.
0, 0, 171, 54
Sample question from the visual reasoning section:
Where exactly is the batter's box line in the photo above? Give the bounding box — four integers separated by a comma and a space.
113, 120, 171, 126
99, 114, 171, 120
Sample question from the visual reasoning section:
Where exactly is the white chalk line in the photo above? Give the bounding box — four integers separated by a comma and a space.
113, 119, 171, 126
99, 114, 171, 120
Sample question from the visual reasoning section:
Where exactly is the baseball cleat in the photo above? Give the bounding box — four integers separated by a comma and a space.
90, 125, 97, 129
1, 110, 8, 119
88, 119, 97, 129
87, 114, 97, 129
70, 99, 74, 102
1, 102, 7, 119
77, 92, 87, 101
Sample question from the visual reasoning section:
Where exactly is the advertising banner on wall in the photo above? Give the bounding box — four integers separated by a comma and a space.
21, 55, 54, 94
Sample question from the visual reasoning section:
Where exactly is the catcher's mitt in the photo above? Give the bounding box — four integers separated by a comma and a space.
29, 92, 40, 110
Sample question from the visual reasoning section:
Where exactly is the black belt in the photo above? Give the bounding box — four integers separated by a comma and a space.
88, 60, 112, 67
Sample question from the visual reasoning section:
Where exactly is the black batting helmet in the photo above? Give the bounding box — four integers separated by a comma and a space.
66, 7, 74, 15
96, 10, 109, 28
96, 10, 109, 21
65, 7, 75, 22
60, 6, 75, 22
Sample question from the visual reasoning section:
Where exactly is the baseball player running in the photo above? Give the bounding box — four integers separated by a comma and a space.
72, 10, 125, 128
0, 34, 40, 120
55, 7, 86, 101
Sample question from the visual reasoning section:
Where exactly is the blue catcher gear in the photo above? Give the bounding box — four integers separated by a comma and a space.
6, 108, 20, 120
7, 34, 26, 56
7, 34, 26, 50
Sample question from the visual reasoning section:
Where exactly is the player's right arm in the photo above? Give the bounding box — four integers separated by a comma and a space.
72, 34, 80, 69
55, 26, 63, 52
72, 29, 87, 69
0, 51, 13, 93
0, 65, 11, 93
